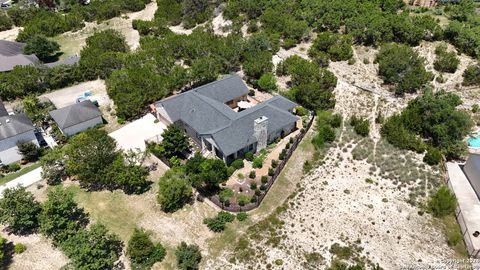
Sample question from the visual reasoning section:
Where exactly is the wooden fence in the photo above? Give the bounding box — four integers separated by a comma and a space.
208, 114, 315, 212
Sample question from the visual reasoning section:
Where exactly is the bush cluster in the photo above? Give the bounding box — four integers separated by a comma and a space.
350, 116, 370, 137
381, 90, 472, 160
203, 211, 235, 232
433, 44, 459, 73
375, 43, 432, 95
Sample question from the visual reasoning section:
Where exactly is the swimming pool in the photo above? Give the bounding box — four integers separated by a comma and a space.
468, 135, 480, 148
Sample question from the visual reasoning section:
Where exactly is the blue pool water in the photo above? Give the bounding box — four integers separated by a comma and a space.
468, 135, 480, 148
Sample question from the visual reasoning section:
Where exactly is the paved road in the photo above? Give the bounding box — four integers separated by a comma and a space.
0, 167, 42, 197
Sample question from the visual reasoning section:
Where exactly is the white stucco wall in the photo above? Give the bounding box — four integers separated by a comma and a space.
0, 130, 38, 165
61, 116, 103, 136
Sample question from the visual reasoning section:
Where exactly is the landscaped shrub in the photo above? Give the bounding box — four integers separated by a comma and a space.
219, 188, 234, 204
249, 170, 256, 179
7, 163, 20, 172
260, 184, 267, 191
227, 166, 235, 177
231, 159, 244, 170
236, 212, 248, 221
252, 156, 263, 168
423, 147, 442, 165
268, 168, 274, 176
271, 159, 278, 168
428, 186, 456, 218
261, 176, 268, 184
250, 182, 257, 190
279, 149, 287, 160
245, 152, 254, 161
295, 106, 308, 116
236, 194, 251, 207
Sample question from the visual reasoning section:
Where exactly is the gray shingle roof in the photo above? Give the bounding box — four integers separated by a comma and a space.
464, 154, 480, 199
0, 40, 25, 56
191, 75, 249, 103
212, 103, 298, 156
0, 40, 39, 72
264, 95, 298, 111
44, 55, 80, 68
0, 114, 35, 140
156, 75, 299, 156
49, 100, 102, 129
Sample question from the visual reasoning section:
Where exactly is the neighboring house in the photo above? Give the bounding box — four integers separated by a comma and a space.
154, 75, 299, 164
0, 101, 38, 165
0, 40, 39, 72
445, 154, 480, 258
49, 100, 103, 136
0, 40, 80, 72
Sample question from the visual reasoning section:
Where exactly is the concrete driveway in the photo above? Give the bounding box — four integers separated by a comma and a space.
0, 167, 42, 198
41, 80, 110, 109
109, 113, 166, 152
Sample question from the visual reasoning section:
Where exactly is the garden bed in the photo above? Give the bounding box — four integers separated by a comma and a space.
210, 114, 315, 212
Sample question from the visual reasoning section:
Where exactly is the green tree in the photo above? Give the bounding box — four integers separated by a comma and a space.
0, 11, 13, 31
158, 125, 189, 159
309, 32, 353, 62
0, 187, 41, 234
60, 223, 122, 270
79, 29, 129, 79
375, 43, 432, 95
175, 242, 202, 270
433, 44, 459, 73
428, 186, 456, 217
17, 141, 40, 162
243, 50, 273, 80
107, 153, 149, 194
157, 167, 192, 213
450, 0, 475, 22
23, 35, 60, 62
256, 73, 277, 92
189, 158, 228, 193
424, 147, 442, 165
39, 186, 88, 244
41, 147, 66, 185
127, 228, 166, 269
64, 129, 119, 189
462, 64, 480, 86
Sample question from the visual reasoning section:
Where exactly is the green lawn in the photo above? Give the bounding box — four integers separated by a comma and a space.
0, 163, 42, 186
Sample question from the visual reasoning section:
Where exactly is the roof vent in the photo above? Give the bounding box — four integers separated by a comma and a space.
6, 119, 10, 123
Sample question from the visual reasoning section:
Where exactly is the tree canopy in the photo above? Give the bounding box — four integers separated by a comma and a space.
157, 167, 192, 213
375, 43, 432, 95
0, 187, 41, 234
39, 186, 88, 244
381, 90, 473, 159
60, 223, 123, 270
23, 35, 60, 62
175, 242, 202, 270
127, 228, 166, 269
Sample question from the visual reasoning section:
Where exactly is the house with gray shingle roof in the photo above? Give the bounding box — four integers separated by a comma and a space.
154, 75, 299, 163
0, 40, 39, 72
49, 100, 103, 136
0, 101, 38, 165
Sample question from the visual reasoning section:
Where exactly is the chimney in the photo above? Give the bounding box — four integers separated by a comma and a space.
254, 116, 268, 153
